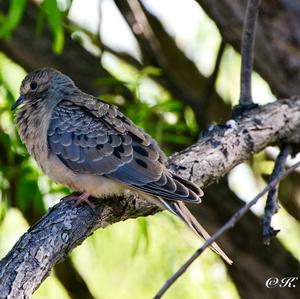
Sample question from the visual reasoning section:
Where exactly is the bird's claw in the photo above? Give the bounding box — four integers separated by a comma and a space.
63, 192, 95, 209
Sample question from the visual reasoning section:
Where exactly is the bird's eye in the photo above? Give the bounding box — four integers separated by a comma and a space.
30, 82, 38, 90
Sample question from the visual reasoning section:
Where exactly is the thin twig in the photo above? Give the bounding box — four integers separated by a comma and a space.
154, 159, 300, 299
240, 0, 261, 105
263, 144, 292, 245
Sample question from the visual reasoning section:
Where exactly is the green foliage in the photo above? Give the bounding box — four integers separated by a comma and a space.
69, 214, 240, 299
131, 217, 150, 256
41, 0, 65, 54
0, 0, 65, 54
15, 163, 44, 212
0, 0, 26, 38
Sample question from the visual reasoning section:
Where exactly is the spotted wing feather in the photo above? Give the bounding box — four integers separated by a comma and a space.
48, 99, 202, 203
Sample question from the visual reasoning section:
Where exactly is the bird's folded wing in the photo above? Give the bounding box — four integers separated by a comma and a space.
47, 99, 202, 202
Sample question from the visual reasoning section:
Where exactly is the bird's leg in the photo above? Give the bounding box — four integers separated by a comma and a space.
75, 192, 95, 209
63, 192, 95, 209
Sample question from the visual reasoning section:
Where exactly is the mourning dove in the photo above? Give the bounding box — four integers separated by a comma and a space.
12, 68, 231, 264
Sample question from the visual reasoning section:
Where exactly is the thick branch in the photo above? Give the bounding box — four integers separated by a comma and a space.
1, 98, 300, 298
168, 98, 300, 186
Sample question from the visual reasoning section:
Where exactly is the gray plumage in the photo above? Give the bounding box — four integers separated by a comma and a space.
12, 68, 232, 264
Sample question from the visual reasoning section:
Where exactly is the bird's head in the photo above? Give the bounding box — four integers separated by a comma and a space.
11, 68, 76, 110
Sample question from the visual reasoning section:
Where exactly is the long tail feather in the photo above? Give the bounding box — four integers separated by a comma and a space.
160, 198, 233, 264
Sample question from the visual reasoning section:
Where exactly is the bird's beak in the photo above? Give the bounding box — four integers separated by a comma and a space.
11, 95, 26, 111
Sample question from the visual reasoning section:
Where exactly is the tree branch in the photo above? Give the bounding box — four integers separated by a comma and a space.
240, 0, 261, 105
1, 98, 300, 298
168, 98, 300, 187
263, 144, 292, 245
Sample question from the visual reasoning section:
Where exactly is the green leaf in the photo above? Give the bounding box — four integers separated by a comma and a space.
0, 0, 27, 38
131, 218, 150, 256
42, 0, 64, 54
94, 76, 126, 87
140, 66, 162, 77
16, 172, 43, 212
153, 100, 183, 112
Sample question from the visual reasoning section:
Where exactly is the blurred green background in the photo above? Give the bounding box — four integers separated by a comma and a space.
0, 1, 299, 298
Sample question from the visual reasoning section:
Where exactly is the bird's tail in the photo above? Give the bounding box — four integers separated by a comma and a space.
159, 198, 233, 264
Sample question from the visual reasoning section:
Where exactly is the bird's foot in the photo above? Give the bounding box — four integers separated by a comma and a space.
64, 192, 95, 209
75, 192, 95, 209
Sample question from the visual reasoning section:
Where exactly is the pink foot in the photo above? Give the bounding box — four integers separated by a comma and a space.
64, 192, 95, 209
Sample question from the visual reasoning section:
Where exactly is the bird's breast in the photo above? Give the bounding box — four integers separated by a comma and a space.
16, 102, 51, 164
38, 152, 127, 198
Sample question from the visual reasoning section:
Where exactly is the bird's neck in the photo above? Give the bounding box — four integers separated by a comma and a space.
16, 100, 52, 162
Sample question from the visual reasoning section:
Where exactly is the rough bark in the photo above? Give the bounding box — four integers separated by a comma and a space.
14, 202, 95, 299
1, 98, 300, 298
168, 98, 300, 186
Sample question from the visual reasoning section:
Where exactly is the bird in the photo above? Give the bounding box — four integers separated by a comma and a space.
11, 68, 232, 264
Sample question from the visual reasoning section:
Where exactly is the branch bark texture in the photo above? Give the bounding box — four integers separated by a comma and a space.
1, 98, 300, 298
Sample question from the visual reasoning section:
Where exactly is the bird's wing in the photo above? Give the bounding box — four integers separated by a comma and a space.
48, 99, 202, 202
